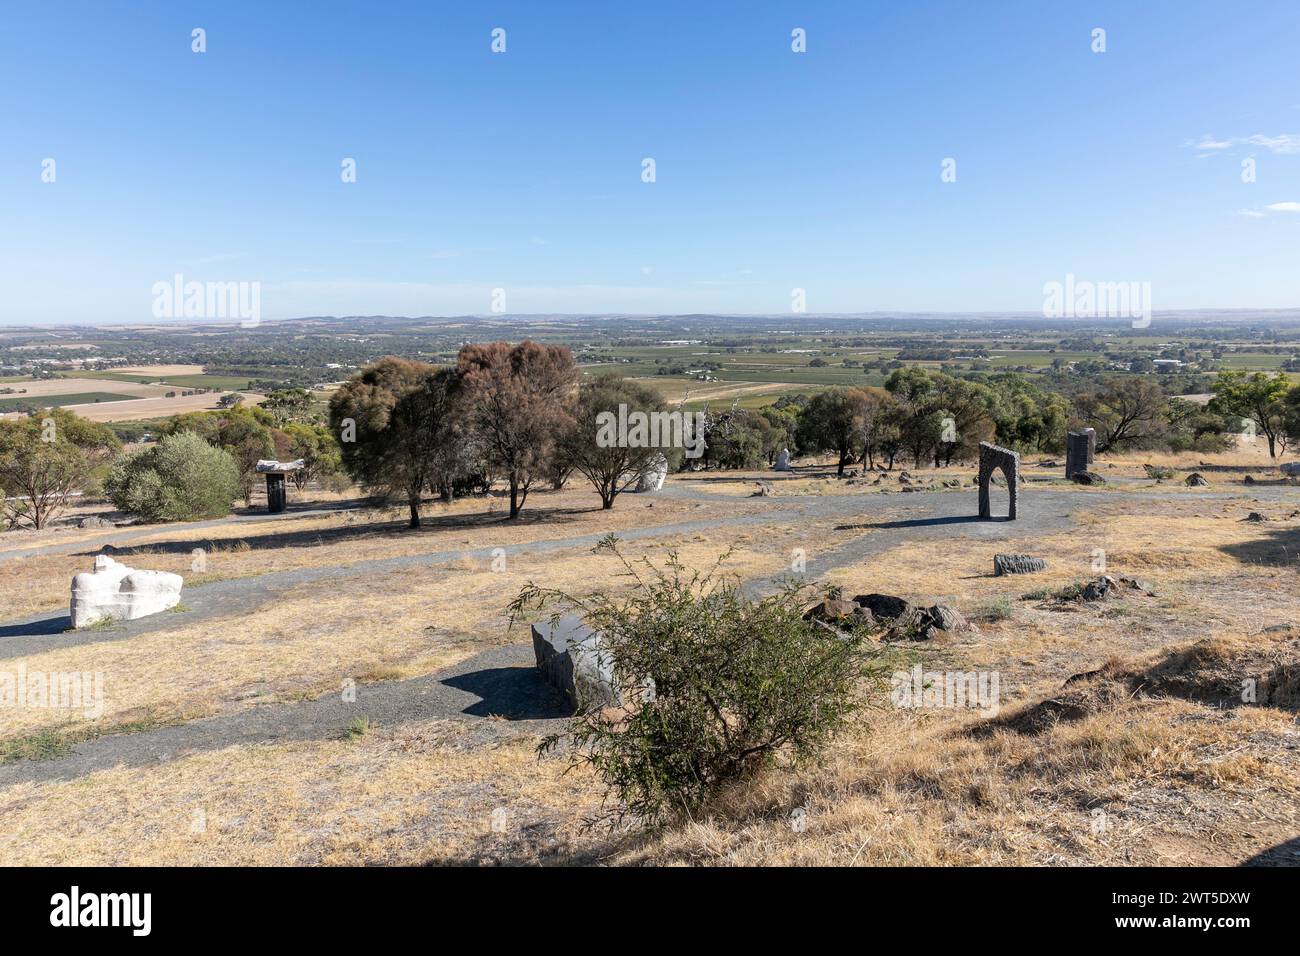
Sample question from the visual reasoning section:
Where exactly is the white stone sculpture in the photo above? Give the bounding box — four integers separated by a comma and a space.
775, 448, 792, 471
632, 453, 668, 493
70, 555, 184, 629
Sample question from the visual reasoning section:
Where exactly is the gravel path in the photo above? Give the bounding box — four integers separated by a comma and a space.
1, 480, 1295, 785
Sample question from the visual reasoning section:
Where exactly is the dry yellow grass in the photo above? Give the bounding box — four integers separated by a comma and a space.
2, 463, 1298, 866
0, 718, 600, 865
0, 485, 729, 620
0, 536, 790, 740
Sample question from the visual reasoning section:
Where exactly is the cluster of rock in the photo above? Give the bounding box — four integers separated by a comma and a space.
803, 592, 969, 642
1078, 575, 1155, 601
993, 553, 1047, 576
1185, 473, 1209, 487
70, 555, 184, 629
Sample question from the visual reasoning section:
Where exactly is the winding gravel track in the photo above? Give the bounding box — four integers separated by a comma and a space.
0, 480, 1295, 786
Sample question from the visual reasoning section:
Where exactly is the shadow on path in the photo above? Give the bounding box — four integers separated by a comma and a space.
0, 614, 68, 638
0, 644, 569, 787
441, 666, 571, 720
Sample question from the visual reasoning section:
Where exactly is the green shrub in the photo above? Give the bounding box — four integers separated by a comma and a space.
513, 537, 871, 828
105, 432, 241, 521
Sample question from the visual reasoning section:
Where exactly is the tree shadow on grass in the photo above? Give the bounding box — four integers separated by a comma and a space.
76, 504, 604, 559
835, 515, 995, 531
1219, 525, 1300, 568
1243, 835, 1300, 866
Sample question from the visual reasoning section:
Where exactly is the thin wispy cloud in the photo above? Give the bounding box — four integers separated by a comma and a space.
1187, 133, 1300, 154
1236, 201, 1300, 218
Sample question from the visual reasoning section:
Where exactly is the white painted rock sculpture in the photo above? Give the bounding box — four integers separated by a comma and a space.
632, 453, 668, 493
70, 555, 183, 629
775, 448, 792, 471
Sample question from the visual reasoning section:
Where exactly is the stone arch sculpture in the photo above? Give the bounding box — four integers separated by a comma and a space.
978, 441, 1019, 520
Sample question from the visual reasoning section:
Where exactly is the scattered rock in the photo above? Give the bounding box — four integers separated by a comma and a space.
885, 603, 969, 641
1070, 470, 1106, 485
1184, 473, 1209, 487
79, 516, 114, 529
1079, 575, 1155, 602
1143, 464, 1176, 480
1245, 511, 1268, 522
751, 481, 775, 497
1244, 474, 1257, 485
804, 598, 875, 629
994, 553, 1047, 576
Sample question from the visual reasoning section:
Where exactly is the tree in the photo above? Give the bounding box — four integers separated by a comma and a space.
262, 387, 315, 425
0, 409, 120, 530
1072, 377, 1168, 453
796, 388, 869, 475
1209, 371, 1291, 458
328, 357, 460, 528
515, 540, 866, 828
160, 405, 275, 505
562, 375, 675, 509
456, 341, 578, 519
1284, 384, 1300, 450
105, 431, 241, 522
280, 422, 345, 491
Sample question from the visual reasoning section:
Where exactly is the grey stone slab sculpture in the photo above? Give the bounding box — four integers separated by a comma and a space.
70, 555, 183, 629
532, 615, 620, 710
1065, 430, 1094, 480
978, 442, 1019, 520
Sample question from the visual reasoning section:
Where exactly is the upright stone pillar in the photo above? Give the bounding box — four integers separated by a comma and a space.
1065, 431, 1092, 480
266, 473, 287, 513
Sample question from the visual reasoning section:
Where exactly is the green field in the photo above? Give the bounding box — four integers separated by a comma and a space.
75, 371, 256, 390
0, 392, 138, 411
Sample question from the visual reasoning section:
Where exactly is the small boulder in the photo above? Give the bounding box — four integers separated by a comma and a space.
79, 516, 114, 529
994, 553, 1047, 576
1184, 473, 1209, 487
1245, 511, 1268, 523
803, 598, 860, 624
751, 481, 775, 497
1071, 470, 1106, 485
1080, 575, 1117, 601
853, 593, 913, 621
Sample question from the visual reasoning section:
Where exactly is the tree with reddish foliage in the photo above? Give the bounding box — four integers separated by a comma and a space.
455, 341, 577, 519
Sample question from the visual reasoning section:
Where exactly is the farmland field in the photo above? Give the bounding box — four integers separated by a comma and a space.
0, 391, 138, 411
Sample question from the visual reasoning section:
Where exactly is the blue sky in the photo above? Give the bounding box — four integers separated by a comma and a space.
2, 0, 1298, 324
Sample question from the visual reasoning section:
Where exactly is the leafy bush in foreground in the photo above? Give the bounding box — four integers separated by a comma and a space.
105, 431, 241, 521
512, 537, 870, 828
